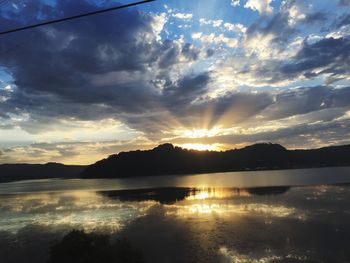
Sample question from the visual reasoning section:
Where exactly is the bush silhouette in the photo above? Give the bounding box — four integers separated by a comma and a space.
47, 230, 144, 263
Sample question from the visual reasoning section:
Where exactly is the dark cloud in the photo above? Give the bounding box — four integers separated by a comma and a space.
181, 43, 200, 61
0, 0, 205, 135
181, 92, 274, 127
245, 2, 326, 48
303, 12, 327, 25
114, 90, 274, 137
339, 0, 350, 6
281, 37, 350, 83
0, 0, 160, 107
163, 72, 211, 107
206, 48, 215, 57
236, 36, 350, 86
245, 12, 295, 47
263, 86, 350, 120
336, 14, 350, 28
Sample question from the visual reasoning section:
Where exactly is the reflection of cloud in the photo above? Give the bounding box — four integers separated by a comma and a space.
0, 191, 155, 233
165, 201, 302, 219
2, 185, 350, 262
218, 247, 308, 263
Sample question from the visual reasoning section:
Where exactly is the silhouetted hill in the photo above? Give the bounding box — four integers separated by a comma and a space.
0, 163, 86, 182
81, 143, 350, 179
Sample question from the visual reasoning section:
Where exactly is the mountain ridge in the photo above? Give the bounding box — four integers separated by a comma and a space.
0, 163, 86, 183
2, 143, 350, 182
81, 143, 350, 178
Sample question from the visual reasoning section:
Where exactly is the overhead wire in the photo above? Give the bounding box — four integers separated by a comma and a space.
0, 0, 155, 36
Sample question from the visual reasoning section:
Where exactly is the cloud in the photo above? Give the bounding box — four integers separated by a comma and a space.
339, 0, 350, 6
243, 1, 327, 59
170, 109, 350, 150
243, 7, 300, 60
280, 37, 350, 84
336, 14, 350, 28
223, 23, 246, 34
223, 30, 350, 87
170, 117, 350, 150
167, 85, 350, 149
0, 0, 349, 164
262, 86, 350, 120
0, 138, 155, 164
199, 18, 223, 28
0, 0, 204, 136
244, 0, 273, 15
303, 12, 327, 25
172, 12, 193, 21
231, 0, 240, 7
192, 33, 238, 48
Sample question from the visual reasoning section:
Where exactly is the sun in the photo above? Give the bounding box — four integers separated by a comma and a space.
179, 128, 222, 139
179, 143, 220, 151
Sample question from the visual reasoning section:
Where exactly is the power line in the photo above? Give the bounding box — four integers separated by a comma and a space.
0, 0, 155, 36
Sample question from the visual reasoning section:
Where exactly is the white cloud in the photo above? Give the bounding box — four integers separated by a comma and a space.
193, 33, 238, 48
172, 12, 193, 21
224, 22, 246, 33
231, 0, 240, 7
244, 0, 274, 15
199, 18, 223, 28
148, 13, 168, 41
326, 25, 350, 39
244, 32, 276, 59
191, 32, 203, 39
286, 4, 306, 26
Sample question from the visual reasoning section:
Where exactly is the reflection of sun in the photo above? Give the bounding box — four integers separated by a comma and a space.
194, 191, 210, 200
179, 143, 220, 151
186, 188, 246, 200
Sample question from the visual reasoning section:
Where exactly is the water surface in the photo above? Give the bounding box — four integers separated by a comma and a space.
1, 167, 350, 263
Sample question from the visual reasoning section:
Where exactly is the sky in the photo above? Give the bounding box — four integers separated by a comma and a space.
0, 0, 349, 164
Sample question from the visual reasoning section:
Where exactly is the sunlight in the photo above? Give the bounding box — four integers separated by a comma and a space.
185, 188, 251, 200
166, 202, 299, 218
179, 128, 222, 138
179, 143, 220, 151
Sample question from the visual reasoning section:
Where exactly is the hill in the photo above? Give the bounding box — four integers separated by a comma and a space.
0, 163, 86, 182
81, 143, 350, 178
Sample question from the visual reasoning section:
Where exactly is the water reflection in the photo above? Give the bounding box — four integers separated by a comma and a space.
101, 187, 194, 205
246, 186, 290, 196
1, 184, 350, 262
185, 187, 251, 200
0, 191, 155, 233
1, 166, 350, 195
218, 247, 308, 263
165, 202, 299, 219
0, 186, 296, 234
101, 186, 291, 203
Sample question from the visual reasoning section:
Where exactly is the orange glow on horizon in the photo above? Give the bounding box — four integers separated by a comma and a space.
178, 143, 222, 151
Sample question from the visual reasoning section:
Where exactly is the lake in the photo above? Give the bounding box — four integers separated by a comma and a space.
1, 167, 350, 262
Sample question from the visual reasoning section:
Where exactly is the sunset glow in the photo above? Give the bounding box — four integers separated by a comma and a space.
179, 143, 221, 151
0, 0, 349, 165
